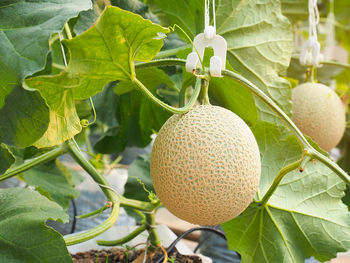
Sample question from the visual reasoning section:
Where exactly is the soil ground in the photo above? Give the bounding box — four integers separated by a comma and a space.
71, 247, 202, 263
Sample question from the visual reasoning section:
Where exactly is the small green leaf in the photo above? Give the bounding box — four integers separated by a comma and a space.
22, 160, 80, 209
0, 86, 49, 148
24, 75, 82, 148
147, 0, 204, 40
222, 122, 350, 263
0, 188, 72, 263
124, 154, 154, 202
123, 154, 155, 220
73, 9, 99, 36
0, 0, 92, 109
0, 144, 15, 174
281, 0, 308, 22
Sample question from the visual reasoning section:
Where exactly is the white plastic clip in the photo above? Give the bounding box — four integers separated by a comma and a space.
185, 32, 227, 77
185, 0, 227, 77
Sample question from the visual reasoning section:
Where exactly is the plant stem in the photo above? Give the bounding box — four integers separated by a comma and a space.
132, 77, 201, 114
0, 146, 66, 181
64, 204, 119, 246
76, 202, 112, 219
135, 58, 188, 69
199, 78, 210, 105
64, 23, 73, 40
119, 197, 161, 212
320, 60, 350, 69
84, 129, 94, 154
145, 212, 161, 251
259, 160, 302, 206
155, 44, 191, 59
97, 224, 147, 246
65, 139, 118, 202
179, 85, 188, 107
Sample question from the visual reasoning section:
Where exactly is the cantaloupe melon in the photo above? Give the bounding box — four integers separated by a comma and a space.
150, 105, 261, 225
292, 82, 346, 151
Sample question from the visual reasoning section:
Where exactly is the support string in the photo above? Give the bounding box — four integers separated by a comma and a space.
204, 0, 216, 39
299, 0, 322, 67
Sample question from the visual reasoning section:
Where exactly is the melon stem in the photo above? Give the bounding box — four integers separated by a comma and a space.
132, 76, 201, 114
199, 77, 211, 105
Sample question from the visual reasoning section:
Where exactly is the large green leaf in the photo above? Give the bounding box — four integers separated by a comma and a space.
0, 86, 50, 148
23, 6, 170, 148
24, 75, 82, 148
222, 122, 350, 263
22, 160, 80, 210
0, 188, 72, 263
0, 0, 92, 109
216, 0, 293, 122
0, 144, 15, 174
62, 6, 170, 96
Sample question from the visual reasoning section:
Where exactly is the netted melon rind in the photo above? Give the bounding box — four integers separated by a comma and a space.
292, 83, 346, 151
150, 105, 261, 225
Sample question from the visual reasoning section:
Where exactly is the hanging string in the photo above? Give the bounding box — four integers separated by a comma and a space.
299, 0, 322, 67
204, 0, 216, 39
58, 32, 68, 67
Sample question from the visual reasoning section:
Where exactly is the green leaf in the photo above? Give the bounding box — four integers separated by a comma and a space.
124, 154, 154, 202
0, 188, 72, 263
24, 75, 82, 148
94, 68, 172, 154
62, 6, 170, 97
216, 0, 293, 122
73, 9, 99, 36
93, 82, 119, 128
22, 160, 80, 209
0, 86, 49, 148
209, 77, 259, 126
147, 0, 204, 40
94, 88, 171, 154
0, 0, 92, 109
0, 144, 15, 174
222, 122, 350, 263
123, 154, 155, 220
280, 0, 308, 22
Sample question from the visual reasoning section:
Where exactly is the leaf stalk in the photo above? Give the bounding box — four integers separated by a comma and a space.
0, 146, 66, 181
258, 160, 302, 206
64, 204, 120, 246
